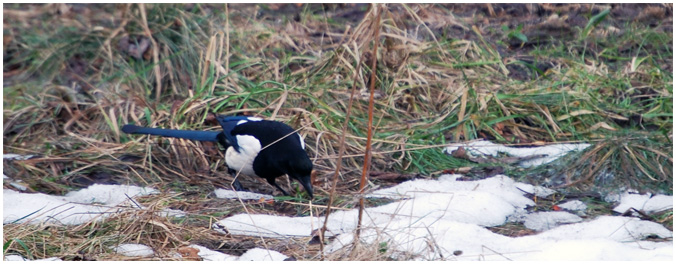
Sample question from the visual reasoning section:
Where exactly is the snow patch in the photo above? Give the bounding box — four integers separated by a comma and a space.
325, 215, 672, 261
444, 140, 590, 167
523, 211, 583, 231
513, 182, 555, 197
214, 188, 274, 200
213, 174, 672, 261
113, 244, 154, 257
188, 245, 286, 261
3, 154, 36, 160
3, 185, 158, 225
516, 239, 673, 261
3, 255, 61, 261
189, 245, 238, 261
558, 200, 588, 212
65, 184, 157, 205
238, 248, 288, 261
533, 216, 672, 242
612, 192, 673, 215
214, 175, 540, 239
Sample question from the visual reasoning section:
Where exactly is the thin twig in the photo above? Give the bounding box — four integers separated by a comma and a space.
356, 2, 382, 245
318, 27, 365, 263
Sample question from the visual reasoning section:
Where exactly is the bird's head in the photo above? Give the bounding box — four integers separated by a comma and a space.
287, 156, 314, 199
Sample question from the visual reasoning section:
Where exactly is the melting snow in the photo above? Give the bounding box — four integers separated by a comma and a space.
238, 248, 288, 261
113, 244, 155, 257
612, 192, 673, 215
213, 188, 274, 200
444, 140, 590, 167
189, 245, 238, 261
3, 255, 61, 261
3, 184, 158, 225
188, 245, 286, 261
3, 154, 36, 160
214, 174, 672, 261
214, 175, 536, 238
522, 211, 583, 231
558, 199, 588, 212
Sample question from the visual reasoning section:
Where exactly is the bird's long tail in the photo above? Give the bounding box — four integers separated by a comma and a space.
121, 124, 220, 142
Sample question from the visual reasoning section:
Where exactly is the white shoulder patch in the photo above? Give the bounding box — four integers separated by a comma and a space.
236, 117, 262, 125
298, 133, 305, 149
225, 135, 262, 176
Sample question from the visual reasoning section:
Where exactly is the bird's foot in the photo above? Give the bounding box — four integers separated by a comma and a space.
272, 183, 290, 197
231, 179, 247, 192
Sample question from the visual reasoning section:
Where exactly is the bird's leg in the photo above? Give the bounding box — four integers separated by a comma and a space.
228, 168, 247, 192
267, 177, 289, 196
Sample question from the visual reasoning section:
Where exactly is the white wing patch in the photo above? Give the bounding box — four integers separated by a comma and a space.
225, 135, 262, 176
236, 117, 262, 126
298, 133, 305, 149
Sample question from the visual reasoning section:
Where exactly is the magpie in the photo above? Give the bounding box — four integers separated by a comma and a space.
121, 116, 313, 198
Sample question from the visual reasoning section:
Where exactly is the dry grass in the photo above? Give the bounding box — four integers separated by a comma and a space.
3, 3, 672, 260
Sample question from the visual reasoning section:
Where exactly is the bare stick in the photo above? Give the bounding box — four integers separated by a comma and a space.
355, 3, 382, 246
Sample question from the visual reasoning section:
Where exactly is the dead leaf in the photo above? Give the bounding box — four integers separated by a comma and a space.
443, 167, 472, 174
370, 171, 416, 182
202, 141, 220, 157
556, 109, 596, 121
118, 35, 152, 60
171, 100, 184, 115
178, 246, 201, 261
450, 146, 468, 159
587, 122, 617, 132
309, 228, 324, 245
494, 122, 505, 137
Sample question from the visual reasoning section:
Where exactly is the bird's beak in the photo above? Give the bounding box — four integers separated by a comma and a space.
298, 176, 314, 199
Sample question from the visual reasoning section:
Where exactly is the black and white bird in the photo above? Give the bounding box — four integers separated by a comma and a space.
121, 116, 313, 198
